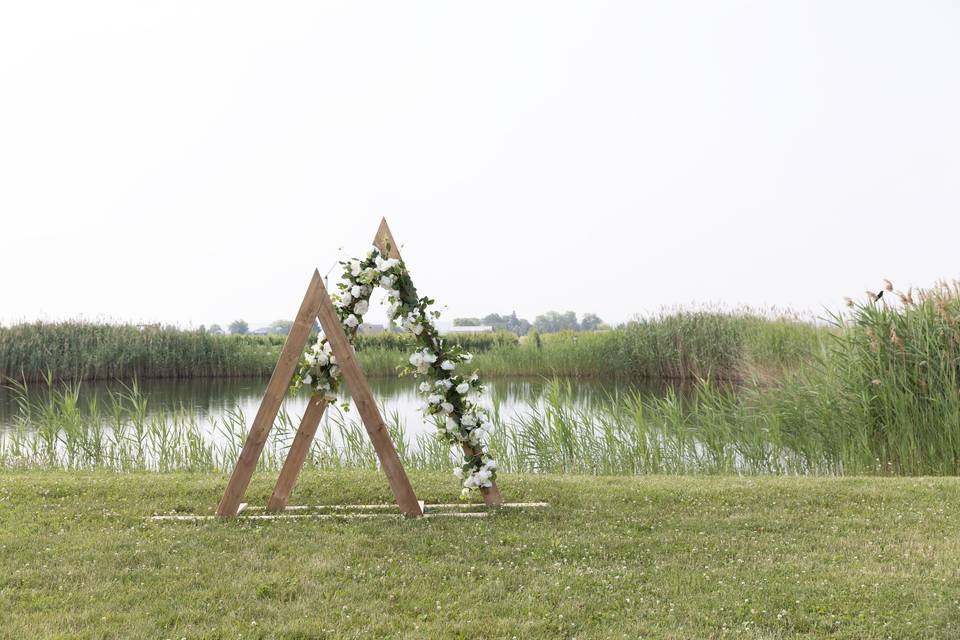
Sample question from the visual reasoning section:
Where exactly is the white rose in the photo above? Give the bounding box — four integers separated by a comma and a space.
427, 394, 443, 405
422, 351, 437, 364
316, 352, 329, 367
412, 323, 424, 335
440, 402, 454, 414
381, 275, 394, 289
323, 390, 337, 401
341, 292, 353, 306
344, 314, 359, 328
453, 467, 464, 479
353, 300, 369, 316
350, 261, 361, 276
409, 352, 424, 366
456, 382, 470, 395
418, 381, 432, 393
351, 285, 362, 298
302, 374, 312, 385
461, 413, 477, 426
445, 416, 459, 431
440, 360, 455, 371
484, 459, 498, 471
329, 365, 340, 378
477, 469, 491, 483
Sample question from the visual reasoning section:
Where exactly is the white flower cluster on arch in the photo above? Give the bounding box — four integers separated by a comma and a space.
291, 246, 497, 497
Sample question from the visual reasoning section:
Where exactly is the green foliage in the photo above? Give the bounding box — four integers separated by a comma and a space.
533, 310, 580, 333
228, 319, 249, 335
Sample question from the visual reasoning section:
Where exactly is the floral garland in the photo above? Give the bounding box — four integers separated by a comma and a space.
290, 246, 497, 497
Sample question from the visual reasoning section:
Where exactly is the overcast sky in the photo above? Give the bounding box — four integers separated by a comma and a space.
2, 1, 958, 329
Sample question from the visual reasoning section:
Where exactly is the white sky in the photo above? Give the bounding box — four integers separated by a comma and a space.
2, 1, 959, 329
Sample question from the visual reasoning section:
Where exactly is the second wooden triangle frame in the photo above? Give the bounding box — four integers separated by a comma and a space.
216, 219, 504, 518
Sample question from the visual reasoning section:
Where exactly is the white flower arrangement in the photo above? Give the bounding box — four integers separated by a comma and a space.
290, 245, 498, 496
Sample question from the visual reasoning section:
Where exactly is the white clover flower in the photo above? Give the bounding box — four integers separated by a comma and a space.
440, 360, 455, 371
344, 314, 359, 328
353, 300, 369, 316
440, 402, 454, 414
418, 381, 432, 393
455, 382, 470, 395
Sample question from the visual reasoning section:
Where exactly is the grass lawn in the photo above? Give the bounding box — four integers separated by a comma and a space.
1, 471, 958, 639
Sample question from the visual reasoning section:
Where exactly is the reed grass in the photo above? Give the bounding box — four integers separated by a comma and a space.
0, 314, 823, 382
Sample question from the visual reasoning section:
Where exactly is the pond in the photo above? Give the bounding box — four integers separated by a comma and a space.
0, 375, 672, 439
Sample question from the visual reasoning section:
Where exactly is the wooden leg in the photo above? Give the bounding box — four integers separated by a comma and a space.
216, 271, 326, 518
374, 219, 504, 507
315, 278, 424, 518
267, 394, 328, 512
463, 444, 504, 506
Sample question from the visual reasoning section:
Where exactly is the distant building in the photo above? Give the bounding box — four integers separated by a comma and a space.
441, 325, 494, 334
358, 323, 385, 334
250, 327, 272, 336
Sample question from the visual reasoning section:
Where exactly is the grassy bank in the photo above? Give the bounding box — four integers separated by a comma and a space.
2, 470, 958, 639
0, 312, 825, 382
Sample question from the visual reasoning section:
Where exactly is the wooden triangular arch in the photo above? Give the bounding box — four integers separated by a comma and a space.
216, 219, 503, 518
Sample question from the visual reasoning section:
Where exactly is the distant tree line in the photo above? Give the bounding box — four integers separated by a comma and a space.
454, 311, 605, 335
218, 312, 605, 338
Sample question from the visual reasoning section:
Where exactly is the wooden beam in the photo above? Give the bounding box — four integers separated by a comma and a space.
266, 394, 328, 512
314, 274, 424, 518
373, 219, 504, 506
216, 270, 325, 518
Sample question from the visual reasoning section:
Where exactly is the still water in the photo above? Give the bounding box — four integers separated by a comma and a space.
0, 376, 667, 439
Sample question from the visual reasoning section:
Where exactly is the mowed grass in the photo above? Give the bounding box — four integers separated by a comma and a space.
1, 471, 958, 639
